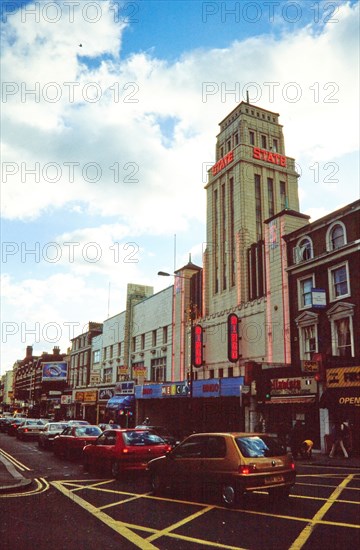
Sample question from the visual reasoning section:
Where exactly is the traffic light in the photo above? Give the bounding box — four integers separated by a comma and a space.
256, 377, 272, 402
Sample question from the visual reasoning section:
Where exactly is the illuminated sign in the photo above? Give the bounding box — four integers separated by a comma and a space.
227, 314, 240, 363
253, 147, 287, 167
211, 150, 234, 176
42, 361, 67, 382
193, 325, 203, 368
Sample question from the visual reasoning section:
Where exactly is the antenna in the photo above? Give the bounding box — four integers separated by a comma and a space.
107, 282, 111, 318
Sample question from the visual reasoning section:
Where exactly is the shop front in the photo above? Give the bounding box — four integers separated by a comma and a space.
135, 376, 245, 437
261, 376, 319, 447
320, 366, 360, 455
105, 381, 136, 427
72, 390, 98, 423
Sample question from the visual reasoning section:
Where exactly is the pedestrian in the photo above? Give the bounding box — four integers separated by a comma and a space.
329, 421, 349, 458
289, 421, 304, 459
142, 417, 150, 425
300, 439, 313, 459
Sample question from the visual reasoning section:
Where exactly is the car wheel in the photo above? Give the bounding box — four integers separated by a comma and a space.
221, 483, 238, 507
111, 460, 121, 479
151, 472, 165, 495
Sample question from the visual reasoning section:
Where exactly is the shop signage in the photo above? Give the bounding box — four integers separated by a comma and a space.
99, 388, 114, 401
115, 381, 135, 395
301, 360, 319, 374
211, 150, 234, 176
311, 288, 327, 308
253, 147, 286, 167
161, 383, 189, 397
75, 390, 97, 403
61, 395, 72, 404
326, 366, 360, 388
227, 313, 240, 363
118, 365, 129, 375
271, 377, 317, 396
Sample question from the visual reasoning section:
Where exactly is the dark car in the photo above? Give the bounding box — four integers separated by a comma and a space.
135, 425, 180, 447
0, 417, 13, 433
16, 419, 46, 440
83, 428, 172, 478
53, 425, 102, 460
6, 417, 26, 436
148, 432, 296, 507
38, 422, 69, 449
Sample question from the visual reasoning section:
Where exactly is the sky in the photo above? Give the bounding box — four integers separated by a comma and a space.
1, 0, 359, 374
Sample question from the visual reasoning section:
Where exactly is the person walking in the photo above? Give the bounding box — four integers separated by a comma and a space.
289, 421, 304, 459
329, 421, 349, 458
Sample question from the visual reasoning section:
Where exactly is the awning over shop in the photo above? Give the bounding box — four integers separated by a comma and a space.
267, 396, 316, 405
106, 395, 135, 410
319, 387, 360, 409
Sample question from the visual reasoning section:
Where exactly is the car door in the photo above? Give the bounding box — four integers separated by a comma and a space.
164, 435, 208, 491
89, 430, 117, 471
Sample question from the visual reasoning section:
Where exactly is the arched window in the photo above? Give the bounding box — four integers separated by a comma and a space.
294, 236, 313, 263
327, 221, 346, 251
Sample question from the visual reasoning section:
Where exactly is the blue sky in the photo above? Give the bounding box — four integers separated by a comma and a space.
1, 0, 359, 373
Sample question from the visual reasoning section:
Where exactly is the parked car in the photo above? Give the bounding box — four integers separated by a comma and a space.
135, 425, 180, 447
38, 422, 69, 449
53, 425, 102, 460
0, 417, 13, 432
148, 432, 296, 507
16, 419, 47, 440
6, 417, 26, 436
83, 428, 172, 478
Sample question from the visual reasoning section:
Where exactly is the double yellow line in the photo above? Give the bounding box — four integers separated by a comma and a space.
0, 448, 32, 471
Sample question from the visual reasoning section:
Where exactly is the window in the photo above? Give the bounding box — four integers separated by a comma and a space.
141, 333, 145, 350
301, 325, 317, 360
152, 330, 157, 347
329, 264, 349, 301
327, 302, 354, 358
117, 342, 121, 357
272, 138, 278, 152
261, 135, 267, 149
163, 326, 168, 344
103, 367, 112, 383
327, 222, 346, 251
249, 131, 255, 145
295, 237, 313, 263
280, 181, 287, 210
254, 175, 262, 240
267, 178, 274, 217
132, 336, 136, 352
151, 357, 166, 382
298, 276, 314, 308
103, 347, 107, 360
109, 345, 113, 359
334, 318, 352, 357
234, 132, 239, 146
227, 139, 231, 152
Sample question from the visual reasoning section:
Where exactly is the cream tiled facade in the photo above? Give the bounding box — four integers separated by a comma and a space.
200, 101, 303, 375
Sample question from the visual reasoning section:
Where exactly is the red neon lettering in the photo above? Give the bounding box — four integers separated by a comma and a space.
253, 147, 287, 168
211, 150, 234, 176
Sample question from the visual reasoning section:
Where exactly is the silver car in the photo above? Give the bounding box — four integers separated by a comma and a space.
16, 419, 47, 440
38, 422, 69, 449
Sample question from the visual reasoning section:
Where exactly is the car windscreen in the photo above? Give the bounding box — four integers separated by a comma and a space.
235, 436, 286, 458
75, 427, 102, 437
49, 424, 68, 431
123, 431, 165, 446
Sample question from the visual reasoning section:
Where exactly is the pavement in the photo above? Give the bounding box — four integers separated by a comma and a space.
0, 450, 359, 494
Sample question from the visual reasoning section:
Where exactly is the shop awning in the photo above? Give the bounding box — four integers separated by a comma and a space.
266, 396, 316, 405
319, 388, 360, 409
106, 395, 135, 410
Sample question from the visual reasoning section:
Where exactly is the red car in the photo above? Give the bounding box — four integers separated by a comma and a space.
53, 425, 102, 460
83, 428, 172, 478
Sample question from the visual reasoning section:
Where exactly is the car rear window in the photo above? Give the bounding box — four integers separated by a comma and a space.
75, 427, 102, 437
235, 436, 286, 458
123, 431, 165, 446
